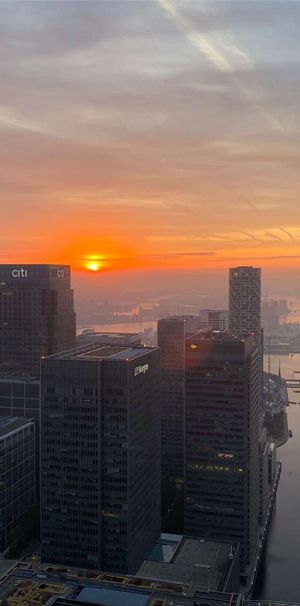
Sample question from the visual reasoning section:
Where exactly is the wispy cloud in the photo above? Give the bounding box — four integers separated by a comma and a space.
0, 106, 55, 137
157, 0, 286, 133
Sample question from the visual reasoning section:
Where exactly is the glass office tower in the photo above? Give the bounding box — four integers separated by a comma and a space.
0, 417, 36, 551
157, 315, 202, 481
184, 332, 260, 574
40, 343, 161, 574
0, 265, 76, 377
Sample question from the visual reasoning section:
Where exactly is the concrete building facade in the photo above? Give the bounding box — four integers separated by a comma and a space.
229, 267, 261, 342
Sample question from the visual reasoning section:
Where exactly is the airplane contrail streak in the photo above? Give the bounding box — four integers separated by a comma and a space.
157, 0, 285, 133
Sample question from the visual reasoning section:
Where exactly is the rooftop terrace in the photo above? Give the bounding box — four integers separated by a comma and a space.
138, 534, 237, 591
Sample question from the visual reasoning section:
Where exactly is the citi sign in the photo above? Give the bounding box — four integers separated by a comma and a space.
12, 268, 28, 278
134, 363, 149, 376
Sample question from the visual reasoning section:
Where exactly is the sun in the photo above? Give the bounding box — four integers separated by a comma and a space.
86, 260, 103, 272
84, 255, 107, 272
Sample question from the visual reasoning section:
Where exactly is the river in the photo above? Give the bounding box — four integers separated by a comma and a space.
255, 354, 300, 601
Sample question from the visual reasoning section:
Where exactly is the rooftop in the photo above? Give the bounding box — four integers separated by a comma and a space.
0, 562, 242, 606
4, 580, 68, 606
138, 534, 237, 591
78, 330, 140, 339
0, 417, 33, 438
76, 587, 149, 606
45, 343, 156, 362
187, 330, 251, 344
158, 315, 197, 323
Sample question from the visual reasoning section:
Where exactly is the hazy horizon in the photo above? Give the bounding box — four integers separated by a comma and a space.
1, 1, 300, 276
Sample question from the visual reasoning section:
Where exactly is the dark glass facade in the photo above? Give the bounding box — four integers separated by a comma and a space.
0, 378, 39, 423
0, 378, 40, 489
157, 316, 202, 481
0, 265, 76, 377
0, 417, 36, 551
40, 344, 161, 573
184, 334, 260, 573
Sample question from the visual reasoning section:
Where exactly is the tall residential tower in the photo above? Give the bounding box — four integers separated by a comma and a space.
229, 266, 261, 342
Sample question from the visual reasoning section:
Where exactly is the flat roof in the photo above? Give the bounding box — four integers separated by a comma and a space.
77, 587, 149, 606
46, 343, 156, 362
78, 331, 140, 338
0, 376, 39, 384
187, 330, 250, 343
138, 535, 235, 590
158, 315, 197, 322
0, 417, 33, 438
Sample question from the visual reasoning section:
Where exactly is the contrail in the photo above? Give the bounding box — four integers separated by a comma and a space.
148, 251, 215, 258
279, 227, 295, 240
158, 0, 233, 73
157, 0, 285, 133
264, 231, 283, 242
239, 231, 264, 244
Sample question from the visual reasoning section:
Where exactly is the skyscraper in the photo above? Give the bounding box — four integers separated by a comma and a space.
229, 266, 261, 342
0, 377, 40, 489
0, 264, 76, 377
40, 343, 161, 573
0, 417, 36, 551
184, 332, 260, 574
157, 315, 202, 481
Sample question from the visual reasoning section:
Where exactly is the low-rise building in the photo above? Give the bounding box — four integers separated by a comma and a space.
138, 533, 240, 593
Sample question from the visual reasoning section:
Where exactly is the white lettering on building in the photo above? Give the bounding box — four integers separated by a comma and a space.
12, 268, 28, 278
57, 269, 65, 278
134, 363, 149, 376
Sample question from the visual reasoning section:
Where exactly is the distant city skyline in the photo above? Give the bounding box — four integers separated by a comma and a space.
1, 1, 300, 274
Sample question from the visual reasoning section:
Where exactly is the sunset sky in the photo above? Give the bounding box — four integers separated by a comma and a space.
1, 0, 300, 275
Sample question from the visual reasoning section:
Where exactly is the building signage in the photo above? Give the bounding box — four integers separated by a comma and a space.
12, 268, 28, 278
134, 363, 149, 376
57, 269, 65, 278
